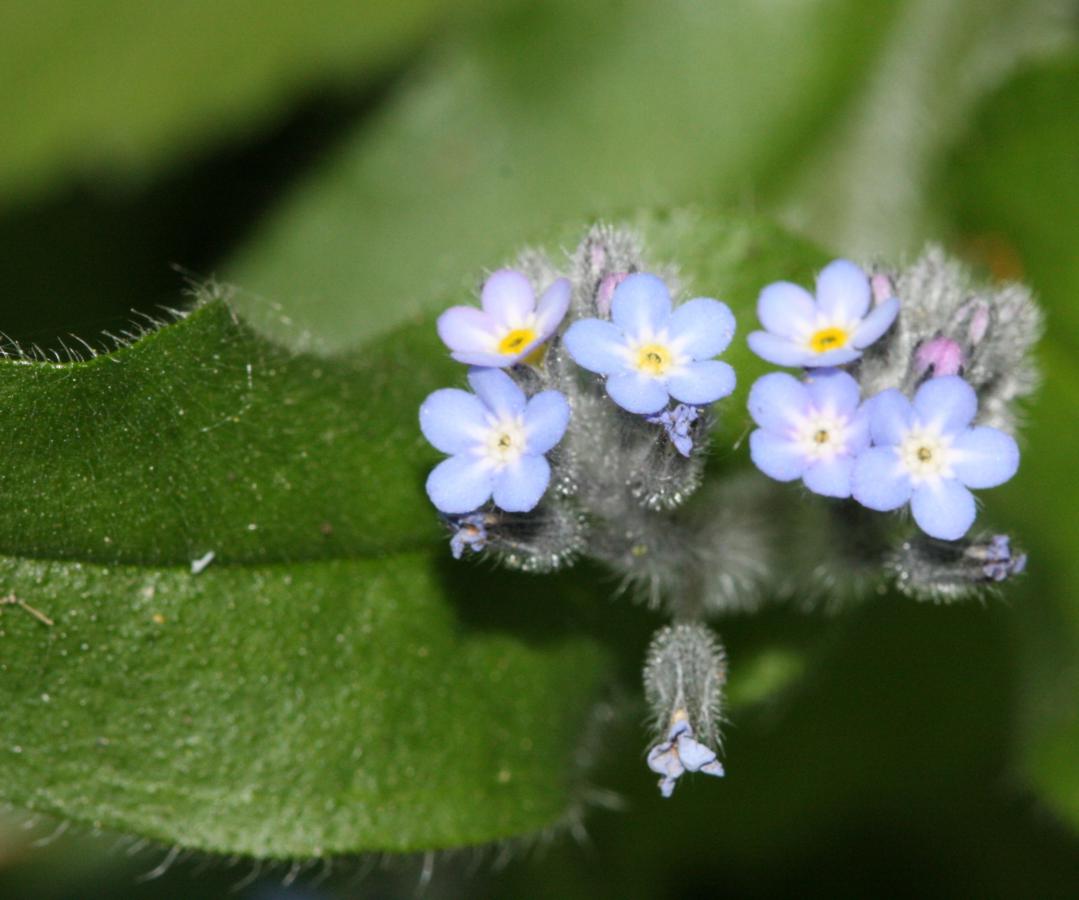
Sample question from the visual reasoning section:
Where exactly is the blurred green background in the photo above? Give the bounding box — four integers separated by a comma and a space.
2, 0, 1079, 897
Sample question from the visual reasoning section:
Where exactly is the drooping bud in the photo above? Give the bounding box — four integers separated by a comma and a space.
889, 532, 1027, 601
643, 623, 726, 796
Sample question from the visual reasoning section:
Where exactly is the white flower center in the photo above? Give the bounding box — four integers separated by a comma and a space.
791, 407, 852, 462
480, 415, 527, 469
898, 426, 955, 484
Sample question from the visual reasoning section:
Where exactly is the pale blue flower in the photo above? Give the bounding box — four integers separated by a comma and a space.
563, 273, 736, 414
449, 514, 489, 559
747, 259, 900, 368
851, 376, 1019, 540
420, 368, 570, 514
748, 369, 869, 498
646, 714, 724, 798
647, 404, 701, 457
437, 269, 571, 367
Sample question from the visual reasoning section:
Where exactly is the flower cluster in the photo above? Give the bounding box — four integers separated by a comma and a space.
747, 259, 1021, 541
416, 226, 1037, 800
419, 244, 739, 550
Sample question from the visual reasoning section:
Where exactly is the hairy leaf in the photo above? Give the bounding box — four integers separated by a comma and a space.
0, 296, 610, 858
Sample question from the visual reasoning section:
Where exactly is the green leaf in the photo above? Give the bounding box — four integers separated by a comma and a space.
0, 0, 465, 201
0, 296, 609, 857
0, 208, 831, 858
938, 56, 1079, 829
227, 0, 900, 348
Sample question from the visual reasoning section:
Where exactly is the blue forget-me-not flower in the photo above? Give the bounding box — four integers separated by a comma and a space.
420, 368, 570, 514
851, 375, 1019, 540
747, 259, 900, 368
748, 368, 869, 498
563, 273, 736, 414
436, 269, 571, 367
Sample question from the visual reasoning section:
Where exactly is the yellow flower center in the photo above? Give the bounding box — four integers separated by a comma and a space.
814, 429, 830, 444
497, 327, 537, 355
808, 327, 849, 353
635, 343, 673, 375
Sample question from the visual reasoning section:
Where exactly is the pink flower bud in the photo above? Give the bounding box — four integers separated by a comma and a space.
595, 271, 628, 317
968, 302, 991, 345
870, 273, 895, 306
915, 336, 964, 378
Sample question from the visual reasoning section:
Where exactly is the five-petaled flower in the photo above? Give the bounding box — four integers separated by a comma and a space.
747, 259, 900, 368
851, 376, 1019, 540
748, 369, 869, 498
563, 273, 736, 414
437, 269, 571, 367
420, 368, 570, 515
646, 710, 724, 798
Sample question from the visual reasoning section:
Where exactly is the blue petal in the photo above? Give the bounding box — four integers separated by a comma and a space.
747, 331, 815, 367
647, 742, 684, 779
437, 306, 499, 355
911, 479, 976, 540
758, 281, 816, 337
852, 296, 900, 348
747, 372, 810, 432
493, 455, 550, 512
481, 269, 534, 324
676, 734, 718, 772
845, 405, 871, 455
851, 447, 911, 511
452, 350, 516, 367
815, 259, 870, 321
563, 318, 629, 375
523, 390, 571, 454
606, 372, 669, 414
804, 368, 861, 415
807, 345, 863, 367
803, 456, 854, 498
749, 429, 805, 481
426, 456, 493, 514
952, 426, 1019, 489
866, 389, 912, 446
666, 360, 736, 406
534, 278, 571, 336
468, 367, 526, 417
913, 375, 977, 434
610, 273, 672, 337
668, 298, 736, 359
419, 389, 487, 454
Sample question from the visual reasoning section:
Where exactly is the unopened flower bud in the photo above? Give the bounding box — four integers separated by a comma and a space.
595, 272, 628, 317
871, 272, 896, 306
914, 336, 964, 378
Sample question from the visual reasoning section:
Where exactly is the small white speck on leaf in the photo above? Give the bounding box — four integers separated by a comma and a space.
190, 551, 216, 575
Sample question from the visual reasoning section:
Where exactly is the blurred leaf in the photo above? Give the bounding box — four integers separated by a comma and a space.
777, 0, 1069, 258
0, 0, 467, 200
0, 208, 831, 858
227, 0, 900, 348
938, 56, 1079, 830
